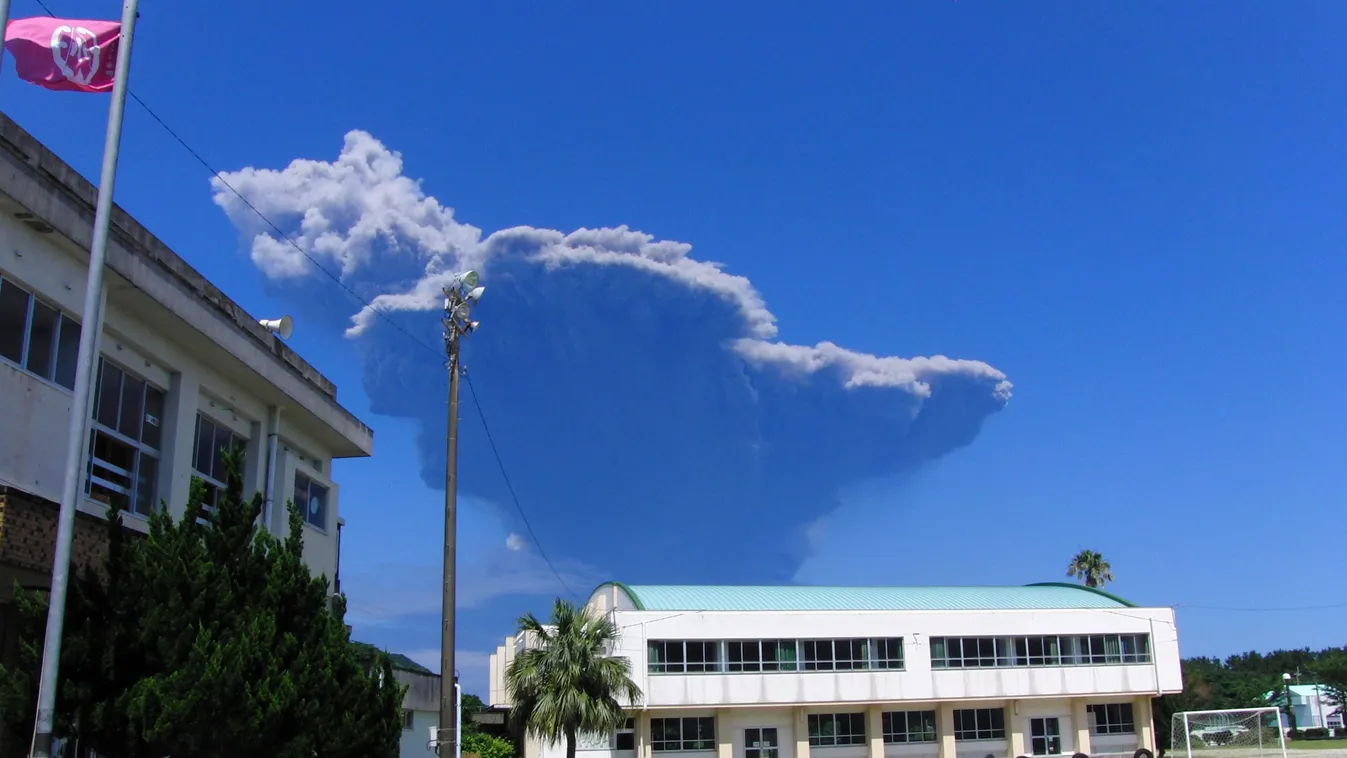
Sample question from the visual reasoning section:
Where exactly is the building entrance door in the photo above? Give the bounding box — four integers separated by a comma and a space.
745, 728, 779, 758
1030, 718, 1063, 756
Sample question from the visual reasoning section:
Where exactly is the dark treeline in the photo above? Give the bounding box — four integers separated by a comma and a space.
1152, 646, 1347, 753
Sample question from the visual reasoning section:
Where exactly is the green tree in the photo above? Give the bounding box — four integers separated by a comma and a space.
505, 599, 643, 758
0, 458, 406, 758
463, 730, 516, 758
1311, 650, 1347, 730
1066, 550, 1114, 588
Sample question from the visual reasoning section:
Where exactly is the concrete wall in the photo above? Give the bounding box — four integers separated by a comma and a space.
402, 708, 437, 757
0, 115, 371, 585
396, 669, 442, 758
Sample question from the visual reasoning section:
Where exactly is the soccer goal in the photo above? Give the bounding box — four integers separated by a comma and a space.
1171, 708, 1286, 758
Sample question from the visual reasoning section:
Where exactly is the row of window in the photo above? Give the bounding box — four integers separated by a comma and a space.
644, 705, 1134, 751
2, 307, 331, 530
85, 358, 330, 528
930, 635, 1152, 669
649, 638, 903, 674
647, 634, 1151, 675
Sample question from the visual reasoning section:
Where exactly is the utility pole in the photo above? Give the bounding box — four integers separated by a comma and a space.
438, 271, 483, 756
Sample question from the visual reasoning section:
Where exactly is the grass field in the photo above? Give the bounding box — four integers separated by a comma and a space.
1288, 740, 1347, 751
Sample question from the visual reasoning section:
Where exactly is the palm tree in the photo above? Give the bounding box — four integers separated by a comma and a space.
1066, 550, 1114, 588
506, 598, 644, 758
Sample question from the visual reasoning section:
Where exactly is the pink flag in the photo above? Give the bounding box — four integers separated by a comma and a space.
4, 17, 120, 93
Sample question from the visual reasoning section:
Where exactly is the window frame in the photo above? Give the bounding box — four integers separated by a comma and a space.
650, 716, 715, 752
1087, 703, 1136, 735
931, 634, 1152, 669
881, 710, 937, 744
192, 412, 248, 521
85, 358, 165, 518
651, 637, 903, 675
293, 468, 331, 531
0, 273, 81, 392
807, 713, 867, 747
648, 640, 722, 674
402, 710, 415, 731
952, 708, 1006, 741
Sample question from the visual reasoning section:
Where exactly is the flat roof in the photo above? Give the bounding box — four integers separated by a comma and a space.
595, 582, 1136, 611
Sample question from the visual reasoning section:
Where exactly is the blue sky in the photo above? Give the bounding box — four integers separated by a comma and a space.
4, 1, 1346, 694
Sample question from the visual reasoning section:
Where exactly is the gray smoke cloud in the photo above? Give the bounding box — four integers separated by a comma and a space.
212, 130, 1012, 587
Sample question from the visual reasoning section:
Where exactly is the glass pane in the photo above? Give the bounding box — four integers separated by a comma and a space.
211, 424, 231, 481
117, 373, 146, 440
142, 386, 164, 450
305, 479, 328, 530
94, 361, 121, 429
0, 279, 29, 364
194, 416, 211, 473
293, 472, 308, 512
54, 316, 79, 389
25, 300, 57, 379
134, 454, 158, 515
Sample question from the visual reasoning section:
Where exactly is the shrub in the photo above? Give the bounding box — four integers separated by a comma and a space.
462, 731, 515, 758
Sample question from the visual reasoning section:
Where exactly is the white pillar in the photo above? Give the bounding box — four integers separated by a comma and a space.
157, 370, 199, 519
717, 710, 733, 758
938, 705, 956, 758
867, 706, 885, 758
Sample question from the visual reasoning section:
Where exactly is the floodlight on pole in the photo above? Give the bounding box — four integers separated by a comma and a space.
434, 271, 483, 756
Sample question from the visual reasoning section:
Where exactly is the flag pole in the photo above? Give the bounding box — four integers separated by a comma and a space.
0, 0, 12, 74
29, 1, 140, 756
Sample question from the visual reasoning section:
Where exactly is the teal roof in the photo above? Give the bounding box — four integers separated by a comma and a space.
597, 582, 1134, 612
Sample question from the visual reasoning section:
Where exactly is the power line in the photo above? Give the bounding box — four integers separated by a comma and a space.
1175, 601, 1347, 613
463, 369, 577, 599
26, 0, 567, 592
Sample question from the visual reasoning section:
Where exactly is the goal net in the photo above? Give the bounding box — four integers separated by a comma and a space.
1171, 708, 1286, 758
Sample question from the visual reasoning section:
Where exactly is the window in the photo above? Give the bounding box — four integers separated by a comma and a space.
727, 639, 801, 672
0, 275, 80, 390
86, 359, 164, 516
1029, 718, 1062, 756
931, 635, 1151, 669
651, 637, 901, 674
872, 638, 903, 669
403, 710, 415, 730
745, 728, 779, 758
1087, 704, 1135, 735
293, 471, 329, 530
648, 641, 721, 673
931, 637, 1000, 668
613, 718, 635, 751
1119, 634, 1150, 664
808, 713, 866, 747
802, 639, 886, 671
882, 710, 937, 744
193, 414, 246, 517
651, 717, 715, 752
953, 709, 1005, 741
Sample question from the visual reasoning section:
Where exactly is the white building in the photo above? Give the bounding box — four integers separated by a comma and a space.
0, 111, 371, 609
1264, 684, 1344, 732
393, 659, 441, 758
489, 583, 1182, 758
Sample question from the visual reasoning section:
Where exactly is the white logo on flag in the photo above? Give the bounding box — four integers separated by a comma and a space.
49, 25, 101, 86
